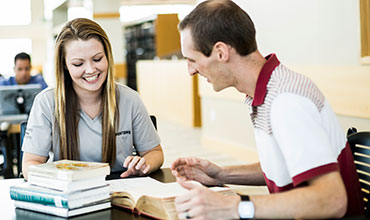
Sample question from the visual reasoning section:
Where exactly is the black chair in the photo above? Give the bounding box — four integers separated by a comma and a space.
132, 115, 157, 156
17, 121, 27, 176
150, 115, 157, 130
347, 127, 370, 217
0, 123, 14, 178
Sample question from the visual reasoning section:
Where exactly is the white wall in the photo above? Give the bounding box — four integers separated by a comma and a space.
233, 0, 360, 65
93, 0, 124, 64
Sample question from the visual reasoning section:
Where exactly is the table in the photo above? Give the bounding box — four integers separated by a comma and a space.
1, 168, 176, 220
0, 168, 367, 220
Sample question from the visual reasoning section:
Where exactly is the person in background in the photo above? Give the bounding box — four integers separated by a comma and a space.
171, 0, 364, 219
0, 52, 48, 90
22, 18, 163, 179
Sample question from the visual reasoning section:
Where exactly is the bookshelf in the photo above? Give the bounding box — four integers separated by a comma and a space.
124, 14, 181, 91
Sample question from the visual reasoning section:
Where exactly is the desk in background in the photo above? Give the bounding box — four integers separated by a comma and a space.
0, 122, 22, 178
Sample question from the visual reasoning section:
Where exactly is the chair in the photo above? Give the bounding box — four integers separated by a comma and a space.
0, 122, 14, 178
347, 127, 370, 217
132, 115, 157, 156
150, 115, 157, 130
18, 121, 27, 176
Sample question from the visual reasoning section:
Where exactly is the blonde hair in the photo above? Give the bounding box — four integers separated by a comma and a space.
54, 18, 118, 166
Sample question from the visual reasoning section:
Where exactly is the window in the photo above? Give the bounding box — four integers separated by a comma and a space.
0, 0, 31, 26
0, 39, 32, 78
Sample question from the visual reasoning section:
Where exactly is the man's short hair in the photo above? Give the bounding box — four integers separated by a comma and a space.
14, 52, 31, 65
179, 0, 257, 57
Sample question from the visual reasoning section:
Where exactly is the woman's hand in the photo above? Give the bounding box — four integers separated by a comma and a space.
120, 156, 150, 178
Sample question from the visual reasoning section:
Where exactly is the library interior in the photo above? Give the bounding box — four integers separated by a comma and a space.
0, 0, 370, 219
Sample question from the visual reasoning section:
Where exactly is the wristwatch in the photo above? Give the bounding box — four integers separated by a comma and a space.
238, 195, 255, 219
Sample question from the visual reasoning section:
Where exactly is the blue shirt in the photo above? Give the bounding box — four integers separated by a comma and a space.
0, 75, 48, 90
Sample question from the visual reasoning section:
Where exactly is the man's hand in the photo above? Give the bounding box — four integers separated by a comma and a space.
120, 156, 150, 178
175, 180, 240, 220
171, 157, 224, 185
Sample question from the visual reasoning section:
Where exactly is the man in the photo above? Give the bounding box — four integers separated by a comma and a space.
0, 52, 47, 90
171, 0, 364, 219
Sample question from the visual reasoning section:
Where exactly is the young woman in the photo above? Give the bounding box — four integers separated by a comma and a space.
22, 18, 163, 179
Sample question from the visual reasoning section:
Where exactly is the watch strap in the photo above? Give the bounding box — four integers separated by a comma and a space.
240, 194, 250, 201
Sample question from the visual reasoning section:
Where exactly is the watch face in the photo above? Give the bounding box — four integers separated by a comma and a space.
238, 201, 255, 219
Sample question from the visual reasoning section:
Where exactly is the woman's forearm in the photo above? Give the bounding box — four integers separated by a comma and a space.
22, 152, 48, 180
142, 145, 164, 173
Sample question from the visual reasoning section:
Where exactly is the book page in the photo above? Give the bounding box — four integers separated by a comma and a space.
107, 177, 198, 201
108, 177, 166, 202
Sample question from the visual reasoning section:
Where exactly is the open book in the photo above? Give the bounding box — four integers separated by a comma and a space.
107, 177, 235, 220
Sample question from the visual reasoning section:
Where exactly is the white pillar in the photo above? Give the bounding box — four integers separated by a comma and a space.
93, 0, 125, 79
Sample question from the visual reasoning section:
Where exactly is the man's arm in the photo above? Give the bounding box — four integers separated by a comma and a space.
221, 162, 265, 185
251, 171, 347, 219
175, 170, 347, 219
171, 157, 265, 186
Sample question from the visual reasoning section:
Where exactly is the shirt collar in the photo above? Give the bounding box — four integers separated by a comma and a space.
251, 53, 280, 107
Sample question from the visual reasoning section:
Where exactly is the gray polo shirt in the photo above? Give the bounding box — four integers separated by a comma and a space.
22, 83, 161, 172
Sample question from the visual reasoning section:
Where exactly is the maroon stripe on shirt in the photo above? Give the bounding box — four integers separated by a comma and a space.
263, 173, 294, 193
292, 163, 339, 186
252, 53, 280, 107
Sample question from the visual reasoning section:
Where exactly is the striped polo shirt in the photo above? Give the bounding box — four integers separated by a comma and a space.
245, 54, 364, 216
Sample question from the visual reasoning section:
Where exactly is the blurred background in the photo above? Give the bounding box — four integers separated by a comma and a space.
0, 0, 369, 170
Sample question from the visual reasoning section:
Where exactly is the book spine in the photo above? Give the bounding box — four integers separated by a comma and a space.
14, 201, 68, 218
10, 188, 68, 208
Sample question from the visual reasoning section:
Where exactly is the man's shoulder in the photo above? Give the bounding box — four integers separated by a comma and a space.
0, 76, 15, 85
268, 65, 324, 101
30, 74, 46, 82
0, 78, 8, 85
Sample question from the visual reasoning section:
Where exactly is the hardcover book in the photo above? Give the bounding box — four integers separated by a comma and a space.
107, 177, 235, 220
28, 160, 110, 181
14, 199, 111, 218
10, 182, 110, 209
27, 174, 107, 193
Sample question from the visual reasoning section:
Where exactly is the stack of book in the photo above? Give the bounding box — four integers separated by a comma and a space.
10, 160, 111, 218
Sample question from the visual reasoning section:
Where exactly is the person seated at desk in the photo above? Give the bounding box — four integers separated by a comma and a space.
21, 18, 163, 180
170, 1, 364, 219
0, 52, 48, 90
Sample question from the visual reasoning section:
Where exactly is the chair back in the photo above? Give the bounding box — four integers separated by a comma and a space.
132, 115, 157, 156
18, 121, 27, 176
347, 128, 370, 217
150, 115, 157, 130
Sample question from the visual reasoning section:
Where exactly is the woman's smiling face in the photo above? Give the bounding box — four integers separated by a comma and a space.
64, 38, 108, 96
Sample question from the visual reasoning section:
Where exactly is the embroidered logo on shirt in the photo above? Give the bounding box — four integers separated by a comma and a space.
115, 130, 131, 136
